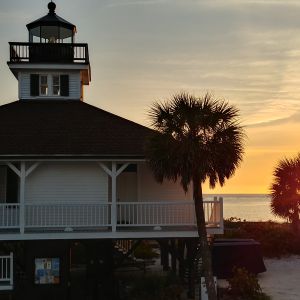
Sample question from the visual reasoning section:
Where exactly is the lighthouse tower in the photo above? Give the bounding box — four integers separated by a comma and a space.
8, 2, 90, 101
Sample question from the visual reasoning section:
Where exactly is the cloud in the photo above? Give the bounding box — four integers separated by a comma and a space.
246, 110, 300, 128
106, 0, 168, 7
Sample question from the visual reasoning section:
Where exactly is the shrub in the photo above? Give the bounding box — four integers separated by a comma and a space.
133, 241, 159, 260
223, 219, 300, 257
127, 272, 183, 300
222, 267, 271, 300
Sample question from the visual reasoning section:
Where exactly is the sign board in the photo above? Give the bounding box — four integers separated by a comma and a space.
34, 258, 60, 284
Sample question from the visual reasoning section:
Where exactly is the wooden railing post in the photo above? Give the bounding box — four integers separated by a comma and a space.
219, 197, 224, 230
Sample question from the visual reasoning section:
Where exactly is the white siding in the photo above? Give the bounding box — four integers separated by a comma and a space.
19, 71, 81, 100
138, 164, 192, 202
0, 167, 6, 203
117, 172, 137, 202
25, 162, 108, 204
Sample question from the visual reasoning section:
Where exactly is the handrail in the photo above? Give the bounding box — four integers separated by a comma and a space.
0, 200, 223, 232
9, 42, 89, 64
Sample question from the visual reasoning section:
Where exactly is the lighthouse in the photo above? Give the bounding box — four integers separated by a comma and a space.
0, 3, 223, 299
8, 1, 90, 101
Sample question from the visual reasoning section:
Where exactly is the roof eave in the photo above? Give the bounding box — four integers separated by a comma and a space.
0, 154, 146, 161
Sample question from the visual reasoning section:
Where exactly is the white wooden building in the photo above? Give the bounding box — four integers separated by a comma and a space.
0, 2, 224, 242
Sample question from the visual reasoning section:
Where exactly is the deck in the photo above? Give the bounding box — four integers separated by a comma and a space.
0, 199, 223, 240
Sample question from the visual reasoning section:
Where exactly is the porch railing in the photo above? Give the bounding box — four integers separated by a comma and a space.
25, 203, 111, 228
0, 199, 223, 232
117, 202, 196, 226
117, 199, 222, 227
0, 204, 20, 229
0, 253, 13, 290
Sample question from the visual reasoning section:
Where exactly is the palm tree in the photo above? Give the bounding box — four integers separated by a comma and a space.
145, 92, 245, 300
270, 154, 300, 233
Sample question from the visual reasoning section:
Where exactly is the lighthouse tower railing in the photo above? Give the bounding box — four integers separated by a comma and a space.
9, 42, 89, 64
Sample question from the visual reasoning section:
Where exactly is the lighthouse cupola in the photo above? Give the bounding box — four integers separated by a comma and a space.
27, 2, 76, 44
8, 2, 91, 101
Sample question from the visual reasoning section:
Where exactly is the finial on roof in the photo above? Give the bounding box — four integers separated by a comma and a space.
48, 1, 56, 14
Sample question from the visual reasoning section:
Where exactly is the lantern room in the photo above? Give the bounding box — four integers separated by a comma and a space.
26, 2, 76, 43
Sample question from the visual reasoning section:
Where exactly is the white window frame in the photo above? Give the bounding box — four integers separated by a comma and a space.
38, 74, 63, 97
39, 75, 48, 96
52, 75, 60, 96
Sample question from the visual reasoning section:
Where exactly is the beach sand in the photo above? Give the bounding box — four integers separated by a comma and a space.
259, 256, 300, 300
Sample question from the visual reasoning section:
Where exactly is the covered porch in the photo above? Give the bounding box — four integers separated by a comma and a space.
0, 160, 224, 239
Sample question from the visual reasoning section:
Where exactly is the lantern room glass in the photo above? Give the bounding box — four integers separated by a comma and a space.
29, 26, 74, 43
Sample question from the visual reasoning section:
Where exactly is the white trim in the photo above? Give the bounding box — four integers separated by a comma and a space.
111, 162, 117, 232
116, 163, 130, 176
8, 63, 89, 71
25, 162, 40, 177
137, 163, 141, 202
98, 163, 112, 177
0, 228, 222, 241
9, 252, 13, 287
5, 162, 20, 177
19, 162, 25, 234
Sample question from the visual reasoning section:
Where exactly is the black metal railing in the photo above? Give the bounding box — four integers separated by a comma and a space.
9, 42, 89, 64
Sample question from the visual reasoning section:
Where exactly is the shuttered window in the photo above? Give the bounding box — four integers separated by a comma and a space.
30, 74, 39, 96
60, 75, 69, 96
30, 74, 69, 97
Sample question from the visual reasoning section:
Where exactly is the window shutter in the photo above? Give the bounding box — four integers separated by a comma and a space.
30, 74, 39, 96
60, 75, 69, 96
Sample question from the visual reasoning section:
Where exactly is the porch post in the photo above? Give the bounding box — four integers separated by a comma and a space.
219, 197, 224, 231
9, 252, 13, 287
111, 162, 117, 232
19, 162, 26, 234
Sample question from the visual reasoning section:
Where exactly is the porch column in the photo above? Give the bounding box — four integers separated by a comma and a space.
19, 162, 26, 234
98, 162, 130, 232
5, 161, 40, 234
111, 162, 117, 232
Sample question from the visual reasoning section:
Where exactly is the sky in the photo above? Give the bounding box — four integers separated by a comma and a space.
1, 0, 300, 194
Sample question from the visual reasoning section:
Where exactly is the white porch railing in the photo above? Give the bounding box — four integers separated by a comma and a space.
117, 201, 196, 226
0, 204, 20, 229
25, 203, 111, 228
0, 199, 223, 232
117, 199, 223, 227
0, 252, 13, 290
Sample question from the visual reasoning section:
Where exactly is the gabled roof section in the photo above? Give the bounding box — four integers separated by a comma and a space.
0, 101, 153, 159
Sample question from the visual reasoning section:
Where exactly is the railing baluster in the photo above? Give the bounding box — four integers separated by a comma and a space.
0, 201, 222, 231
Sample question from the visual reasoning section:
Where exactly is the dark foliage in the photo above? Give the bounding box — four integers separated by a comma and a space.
219, 267, 271, 300
270, 154, 300, 231
145, 92, 245, 300
224, 219, 300, 257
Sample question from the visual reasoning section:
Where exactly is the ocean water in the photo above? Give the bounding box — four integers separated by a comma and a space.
204, 194, 283, 222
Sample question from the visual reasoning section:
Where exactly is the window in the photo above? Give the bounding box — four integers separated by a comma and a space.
40, 75, 48, 96
30, 74, 69, 97
52, 75, 60, 96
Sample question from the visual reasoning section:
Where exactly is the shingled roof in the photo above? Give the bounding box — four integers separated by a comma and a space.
0, 100, 153, 159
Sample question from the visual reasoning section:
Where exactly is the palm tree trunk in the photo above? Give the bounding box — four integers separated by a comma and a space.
292, 210, 300, 234
193, 174, 217, 300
